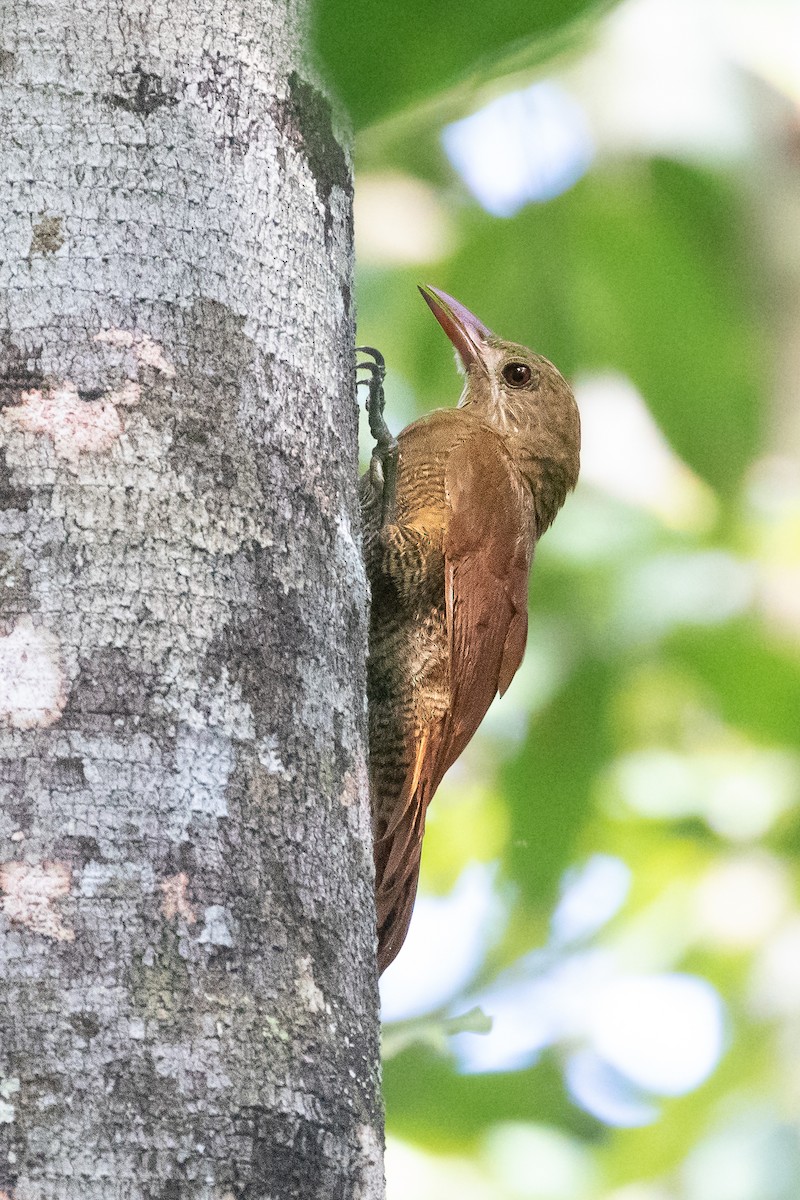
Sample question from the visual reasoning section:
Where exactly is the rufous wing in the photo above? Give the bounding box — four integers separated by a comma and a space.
375, 429, 535, 973
442, 431, 534, 759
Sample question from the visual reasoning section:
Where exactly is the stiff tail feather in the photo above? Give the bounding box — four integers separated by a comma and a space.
374, 731, 444, 974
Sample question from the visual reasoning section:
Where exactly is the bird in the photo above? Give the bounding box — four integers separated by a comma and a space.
358, 286, 580, 975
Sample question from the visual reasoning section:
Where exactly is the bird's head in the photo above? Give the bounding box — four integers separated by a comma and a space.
420, 284, 580, 509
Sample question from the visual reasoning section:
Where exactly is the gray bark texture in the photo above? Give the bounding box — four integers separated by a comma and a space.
0, 0, 384, 1195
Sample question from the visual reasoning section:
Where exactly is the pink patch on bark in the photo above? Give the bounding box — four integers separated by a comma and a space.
95, 328, 135, 349
0, 861, 74, 941
95, 328, 175, 377
6, 382, 123, 464
160, 872, 197, 924
134, 334, 176, 378
106, 379, 142, 407
0, 618, 67, 730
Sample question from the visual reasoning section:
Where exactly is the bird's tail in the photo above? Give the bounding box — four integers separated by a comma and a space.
373, 730, 442, 974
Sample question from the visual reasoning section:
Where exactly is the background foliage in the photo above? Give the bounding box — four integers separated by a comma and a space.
316, 2, 800, 1196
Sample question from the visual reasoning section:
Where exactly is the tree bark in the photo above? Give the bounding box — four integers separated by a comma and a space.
0, 0, 383, 1196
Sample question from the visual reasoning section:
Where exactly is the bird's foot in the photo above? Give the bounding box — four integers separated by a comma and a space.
357, 346, 398, 526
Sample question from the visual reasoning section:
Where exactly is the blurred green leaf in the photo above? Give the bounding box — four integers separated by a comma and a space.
313, 0, 618, 130
383, 1045, 600, 1149
667, 622, 800, 747
502, 658, 616, 914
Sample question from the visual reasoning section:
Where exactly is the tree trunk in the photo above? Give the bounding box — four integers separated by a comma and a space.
0, 0, 384, 1195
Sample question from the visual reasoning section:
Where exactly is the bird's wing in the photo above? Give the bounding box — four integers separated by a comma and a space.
443, 430, 534, 759
375, 429, 534, 973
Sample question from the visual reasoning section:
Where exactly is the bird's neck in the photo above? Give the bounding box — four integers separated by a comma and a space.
514, 444, 575, 535
463, 393, 577, 535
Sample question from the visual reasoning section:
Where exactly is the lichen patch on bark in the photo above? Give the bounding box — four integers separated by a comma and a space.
257, 735, 291, 778
0, 861, 74, 941
29, 213, 65, 256
0, 617, 67, 729
355, 1123, 385, 1200
0, 1076, 20, 1126
198, 905, 234, 947
176, 728, 234, 819
339, 754, 368, 808
340, 753, 373, 848
295, 955, 327, 1014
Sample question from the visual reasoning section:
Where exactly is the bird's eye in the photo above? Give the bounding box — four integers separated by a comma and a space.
503, 362, 532, 387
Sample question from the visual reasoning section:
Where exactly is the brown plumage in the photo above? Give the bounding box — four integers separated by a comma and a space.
360, 287, 580, 974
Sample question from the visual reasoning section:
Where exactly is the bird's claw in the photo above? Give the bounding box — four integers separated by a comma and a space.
356, 347, 389, 441
356, 345, 385, 373
357, 345, 398, 526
